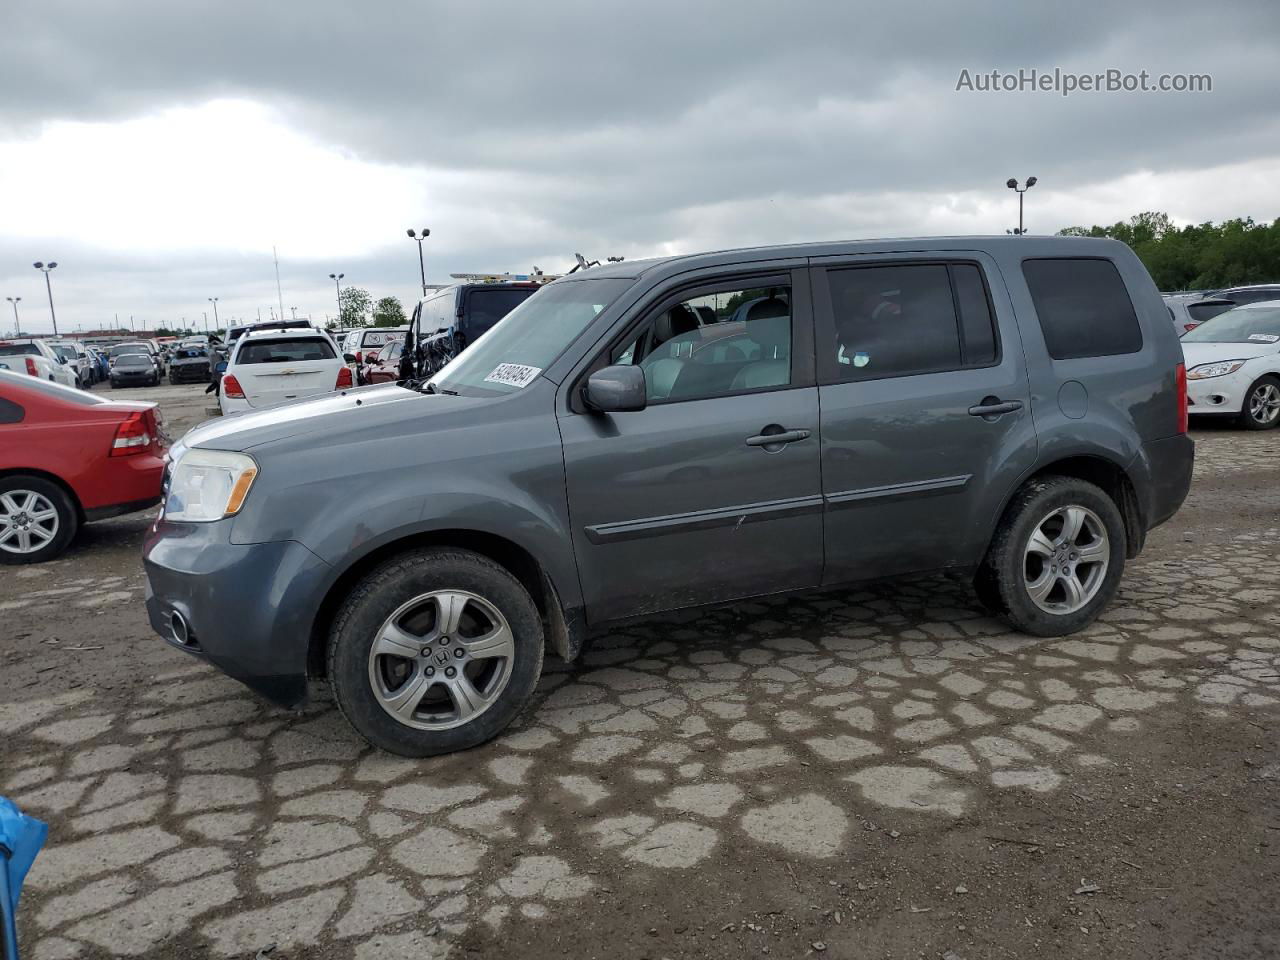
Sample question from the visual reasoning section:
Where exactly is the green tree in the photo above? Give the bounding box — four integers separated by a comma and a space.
372, 296, 408, 327
339, 287, 372, 327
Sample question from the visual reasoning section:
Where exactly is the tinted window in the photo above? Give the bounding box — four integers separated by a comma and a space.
236, 338, 336, 364
1023, 258, 1142, 360
0, 344, 39, 356
465, 288, 538, 337
614, 283, 792, 402
952, 264, 999, 365
1225, 289, 1280, 305
1186, 301, 1234, 325
0, 396, 22, 423
826, 264, 960, 380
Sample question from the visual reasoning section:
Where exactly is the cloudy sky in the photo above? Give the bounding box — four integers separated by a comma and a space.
2, 0, 1278, 335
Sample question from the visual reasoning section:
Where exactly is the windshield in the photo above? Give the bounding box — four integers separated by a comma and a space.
110, 343, 150, 357
1181, 305, 1280, 343
431, 279, 631, 396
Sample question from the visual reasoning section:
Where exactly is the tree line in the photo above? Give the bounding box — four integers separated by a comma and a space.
333, 288, 409, 329
1057, 212, 1280, 292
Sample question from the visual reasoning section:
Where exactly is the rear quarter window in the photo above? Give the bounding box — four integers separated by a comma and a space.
1022, 258, 1143, 360
236, 338, 337, 364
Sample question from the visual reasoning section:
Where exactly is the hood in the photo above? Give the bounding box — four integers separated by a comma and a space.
176, 382, 471, 455
1180, 340, 1279, 367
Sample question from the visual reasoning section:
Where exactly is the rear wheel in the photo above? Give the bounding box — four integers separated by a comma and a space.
0, 476, 79, 564
328, 548, 545, 756
1240, 375, 1280, 430
977, 476, 1126, 637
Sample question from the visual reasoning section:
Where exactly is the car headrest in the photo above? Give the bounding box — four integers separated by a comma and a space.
654, 304, 700, 344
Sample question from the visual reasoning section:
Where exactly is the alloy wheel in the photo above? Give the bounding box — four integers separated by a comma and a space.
0, 490, 60, 555
367, 589, 516, 730
1022, 505, 1110, 615
1248, 382, 1280, 426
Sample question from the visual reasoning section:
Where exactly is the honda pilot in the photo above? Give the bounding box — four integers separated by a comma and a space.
144, 236, 1193, 757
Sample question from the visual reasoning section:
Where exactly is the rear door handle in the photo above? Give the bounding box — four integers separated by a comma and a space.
746, 428, 811, 447
968, 398, 1023, 418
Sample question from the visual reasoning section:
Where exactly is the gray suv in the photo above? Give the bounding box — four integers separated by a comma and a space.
144, 236, 1193, 756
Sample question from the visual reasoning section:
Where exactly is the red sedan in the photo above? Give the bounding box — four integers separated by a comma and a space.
361, 340, 405, 384
0, 370, 166, 563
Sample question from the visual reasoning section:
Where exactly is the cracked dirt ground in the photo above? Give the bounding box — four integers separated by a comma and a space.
2, 395, 1278, 959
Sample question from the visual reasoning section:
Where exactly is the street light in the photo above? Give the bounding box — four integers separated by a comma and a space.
329, 273, 344, 323
1006, 177, 1038, 235
208, 297, 220, 332
5, 297, 20, 336
406, 229, 430, 298
32, 262, 59, 336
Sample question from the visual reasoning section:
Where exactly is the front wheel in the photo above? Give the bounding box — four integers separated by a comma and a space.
328, 548, 545, 756
0, 476, 79, 564
977, 476, 1126, 637
1240, 375, 1280, 430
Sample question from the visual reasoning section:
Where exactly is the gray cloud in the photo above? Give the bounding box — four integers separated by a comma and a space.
3, 0, 1280, 331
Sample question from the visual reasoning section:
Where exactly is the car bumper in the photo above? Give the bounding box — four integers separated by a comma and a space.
219, 394, 251, 415
1138, 433, 1194, 531
78, 451, 166, 512
143, 520, 333, 708
1187, 370, 1249, 414
170, 366, 210, 382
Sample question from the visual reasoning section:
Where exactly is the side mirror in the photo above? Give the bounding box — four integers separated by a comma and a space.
344, 353, 358, 364
585, 364, 647, 412
215, 361, 228, 374
57, 356, 67, 364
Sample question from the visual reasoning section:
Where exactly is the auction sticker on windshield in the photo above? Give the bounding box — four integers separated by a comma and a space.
484, 363, 542, 388
1247, 333, 1280, 343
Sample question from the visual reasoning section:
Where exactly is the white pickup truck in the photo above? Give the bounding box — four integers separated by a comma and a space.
0, 338, 81, 388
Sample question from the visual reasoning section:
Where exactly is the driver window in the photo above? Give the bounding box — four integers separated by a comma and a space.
612, 284, 792, 403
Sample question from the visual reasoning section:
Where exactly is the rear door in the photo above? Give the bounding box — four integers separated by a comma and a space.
233, 335, 341, 407
811, 253, 1038, 582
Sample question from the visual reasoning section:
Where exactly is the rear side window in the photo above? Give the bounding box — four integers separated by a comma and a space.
236, 338, 336, 364
0, 344, 39, 356
823, 262, 1000, 381
1022, 258, 1143, 360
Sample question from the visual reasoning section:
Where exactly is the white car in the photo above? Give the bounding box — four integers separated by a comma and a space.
0, 338, 80, 388
47, 340, 96, 387
1163, 294, 1234, 337
220, 327, 351, 415
1182, 300, 1280, 430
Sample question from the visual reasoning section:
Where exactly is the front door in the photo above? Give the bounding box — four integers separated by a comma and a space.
558, 269, 824, 623
811, 254, 1038, 583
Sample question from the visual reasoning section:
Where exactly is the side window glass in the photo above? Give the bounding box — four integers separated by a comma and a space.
952, 264, 999, 366
613, 284, 792, 402
1022, 258, 1142, 360
827, 264, 960, 380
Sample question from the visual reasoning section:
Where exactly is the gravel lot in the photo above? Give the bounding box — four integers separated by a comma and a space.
2, 383, 1278, 960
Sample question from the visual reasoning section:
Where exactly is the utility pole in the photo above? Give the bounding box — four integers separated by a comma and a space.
33, 262, 58, 336
273, 245, 286, 329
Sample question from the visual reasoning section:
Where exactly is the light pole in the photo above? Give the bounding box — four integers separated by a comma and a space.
1006, 177, 1037, 235
406, 229, 430, 297
208, 297, 220, 332
5, 297, 20, 336
329, 272, 344, 324
290, 306, 298, 320
32, 262, 58, 336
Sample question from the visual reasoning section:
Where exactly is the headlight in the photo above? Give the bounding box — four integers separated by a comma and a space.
164, 449, 258, 522
1186, 360, 1246, 380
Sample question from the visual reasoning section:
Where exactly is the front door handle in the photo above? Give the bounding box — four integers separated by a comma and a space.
968, 398, 1023, 418
745, 427, 811, 448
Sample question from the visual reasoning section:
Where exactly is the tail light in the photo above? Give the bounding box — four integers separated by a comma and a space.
221, 373, 245, 399
111, 411, 152, 457
336, 366, 353, 389
25, 357, 38, 377
1183, 323, 1199, 334
1175, 363, 1188, 434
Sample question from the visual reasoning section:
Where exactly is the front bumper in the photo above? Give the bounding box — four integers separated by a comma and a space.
1187, 370, 1248, 415
171, 364, 211, 382
143, 520, 333, 707
112, 370, 156, 383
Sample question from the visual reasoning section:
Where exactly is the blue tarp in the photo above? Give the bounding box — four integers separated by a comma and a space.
0, 797, 45, 914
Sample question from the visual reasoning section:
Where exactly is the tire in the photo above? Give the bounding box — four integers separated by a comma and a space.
977, 475, 1126, 637
1239, 375, 1280, 431
169, 375, 178, 385
0, 475, 79, 565
328, 548, 545, 756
